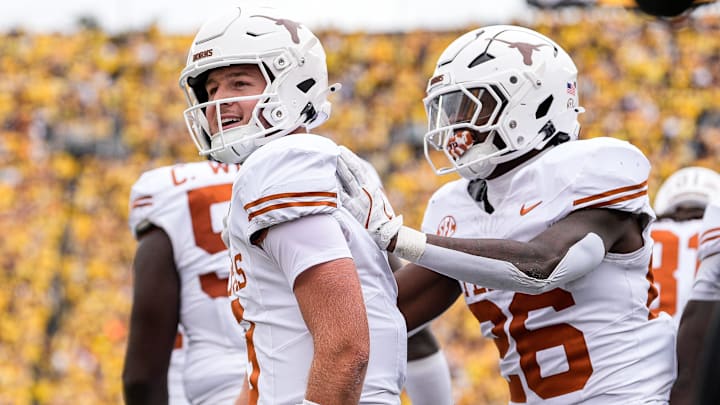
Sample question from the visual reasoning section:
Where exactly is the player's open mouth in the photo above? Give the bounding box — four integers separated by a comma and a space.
221, 118, 242, 130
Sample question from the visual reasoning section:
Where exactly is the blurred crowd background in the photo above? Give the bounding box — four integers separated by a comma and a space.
1, 2, 719, 405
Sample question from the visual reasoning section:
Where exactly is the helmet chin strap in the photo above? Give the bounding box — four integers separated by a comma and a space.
209, 124, 265, 164
456, 141, 499, 180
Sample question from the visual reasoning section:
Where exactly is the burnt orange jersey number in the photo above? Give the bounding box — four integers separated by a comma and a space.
469, 289, 592, 402
650, 229, 699, 316
187, 183, 233, 298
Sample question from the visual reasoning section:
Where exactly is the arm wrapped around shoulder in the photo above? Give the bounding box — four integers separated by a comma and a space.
416, 233, 606, 294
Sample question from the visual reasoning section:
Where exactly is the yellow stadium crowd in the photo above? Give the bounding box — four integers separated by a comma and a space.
0, 6, 719, 405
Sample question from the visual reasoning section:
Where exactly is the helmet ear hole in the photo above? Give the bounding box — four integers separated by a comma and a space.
297, 78, 316, 93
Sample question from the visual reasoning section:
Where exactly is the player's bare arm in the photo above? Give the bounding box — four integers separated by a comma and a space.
122, 225, 181, 405
392, 208, 643, 331
419, 207, 644, 279
293, 258, 370, 405
395, 263, 462, 332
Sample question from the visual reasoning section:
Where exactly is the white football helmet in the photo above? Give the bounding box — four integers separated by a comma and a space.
179, 6, 336, 163
653, 166, 720, 217
423, 25, 585, 179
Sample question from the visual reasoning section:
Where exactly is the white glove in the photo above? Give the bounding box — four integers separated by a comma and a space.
336, 146, 403, 250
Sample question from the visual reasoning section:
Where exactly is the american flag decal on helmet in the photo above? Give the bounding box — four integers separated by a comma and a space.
566, 81, 577, 96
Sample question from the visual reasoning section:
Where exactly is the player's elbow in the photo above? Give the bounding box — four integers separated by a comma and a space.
336, 335, 370, 375
320, 330, 370, 383
520, 233, 606, 294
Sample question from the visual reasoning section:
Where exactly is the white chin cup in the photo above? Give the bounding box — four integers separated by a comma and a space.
455, 141, 498, 180
209, 124, 264, 164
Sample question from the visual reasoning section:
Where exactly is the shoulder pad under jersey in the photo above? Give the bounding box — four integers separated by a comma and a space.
235, 134, 340, 239
128, 161, 239, 239
518, 137, 653, 218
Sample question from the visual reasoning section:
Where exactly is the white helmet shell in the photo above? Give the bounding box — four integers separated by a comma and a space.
423, 25, 584, 179
654, 166, 720, 217
179, 6, 333, 163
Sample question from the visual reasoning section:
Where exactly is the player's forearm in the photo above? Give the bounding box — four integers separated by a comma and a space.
388, 228, 561, 279
425, 234, 558, 278
305, 344, 369, 405
392, 228, 604, 294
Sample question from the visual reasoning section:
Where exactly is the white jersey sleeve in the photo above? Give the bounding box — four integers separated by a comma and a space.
546, 137, 653, 218
691, 200, 720, 300
263, 213, 352, 287
234, 134, 341, 243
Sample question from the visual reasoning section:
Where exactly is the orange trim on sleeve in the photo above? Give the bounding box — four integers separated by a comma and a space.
131, 196, 153, 208
700, 234, 720, 245
572, 180, 648, 206
247, 201, 337, 221
243, 191, 337, 210
700, 227, 720, 240
579, 190, 647, 209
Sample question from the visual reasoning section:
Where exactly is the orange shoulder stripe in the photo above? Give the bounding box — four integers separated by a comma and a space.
700, 227, 720, 240
247, 201, 337, 221
243, 191, 337, 210
573, 180, 648, 207
700, 233, 720, 246
131, 196, 153, 208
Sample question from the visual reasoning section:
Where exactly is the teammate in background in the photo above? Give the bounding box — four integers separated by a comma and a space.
670, 196, 720, 405
122, 161, 247, 405
179, 5, 406, 404
338, 25, 676, 403
650, 167, 720, 322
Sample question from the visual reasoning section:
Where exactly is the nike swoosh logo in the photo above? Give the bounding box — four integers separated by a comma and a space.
520, 201, 542, 216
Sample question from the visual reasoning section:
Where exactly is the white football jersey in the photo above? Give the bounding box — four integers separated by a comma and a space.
129, 161, 247, 405
691, 199, 720, 300
225, 134, 406, 405
650, 218, 703, 321
421, 138, 675, 404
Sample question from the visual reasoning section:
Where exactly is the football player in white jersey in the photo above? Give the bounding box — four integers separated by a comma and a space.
650, 167, 720, 322
338, 25, 676, 404
670, 196, 720, 405
178, 6, 406, 405
122, 161, 247, 404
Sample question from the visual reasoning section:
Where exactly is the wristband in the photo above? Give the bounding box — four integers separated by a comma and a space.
393, 226, 427, 262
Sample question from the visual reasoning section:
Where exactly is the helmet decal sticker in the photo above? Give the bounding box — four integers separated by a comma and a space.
252, 15, 302, 44
489, 38, 551, 66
